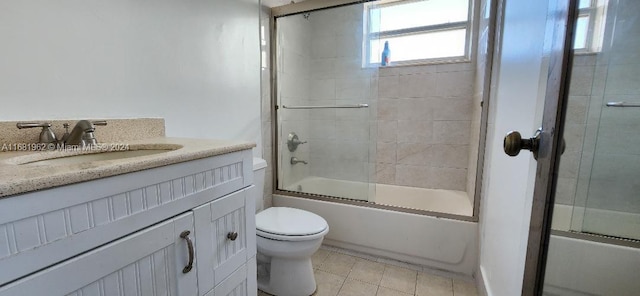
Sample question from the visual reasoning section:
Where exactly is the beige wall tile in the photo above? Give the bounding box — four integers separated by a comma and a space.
433, 121, 471, 144
376, 163, 396, 184
568, 65, 595, 96
435, 71, 473, 97
431, 98, 473, 121
376, 142, 397, 164
431, 145, 469, 168
399, 73, 436, 98
377, 99, 398, 120
397, 120, 433, 143
397, 142, 432, 165
396, 165, 430, 188
397, 98, 433, 121
428, 167, 467, 190
377, 120, 398, 142
378, 75, 400, 99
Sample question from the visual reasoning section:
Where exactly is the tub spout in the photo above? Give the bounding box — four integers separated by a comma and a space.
290, 157, 308, 165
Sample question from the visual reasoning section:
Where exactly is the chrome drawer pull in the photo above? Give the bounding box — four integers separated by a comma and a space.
180, 230, 194, 273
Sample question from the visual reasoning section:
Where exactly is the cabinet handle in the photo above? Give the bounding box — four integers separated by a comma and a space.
180, 230, 194, 273
227, 231, 239, 241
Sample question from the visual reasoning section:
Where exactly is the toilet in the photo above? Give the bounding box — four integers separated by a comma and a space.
252, 158, 329, 296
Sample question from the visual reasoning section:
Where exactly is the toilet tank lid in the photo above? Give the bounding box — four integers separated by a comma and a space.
253, 157, 267, 171
256, 207, 328, 236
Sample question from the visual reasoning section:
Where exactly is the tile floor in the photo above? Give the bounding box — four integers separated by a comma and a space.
258, 246, 478, 296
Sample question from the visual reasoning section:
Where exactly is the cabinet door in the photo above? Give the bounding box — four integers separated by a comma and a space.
194, 187, 256, 296
203, 257, 257, 296
0, 213, 197, 296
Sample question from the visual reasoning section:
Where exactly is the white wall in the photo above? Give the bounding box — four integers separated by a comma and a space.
0, 0, 262, 155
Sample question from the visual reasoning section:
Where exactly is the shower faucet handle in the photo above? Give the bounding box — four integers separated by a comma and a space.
287, 132, 307, 152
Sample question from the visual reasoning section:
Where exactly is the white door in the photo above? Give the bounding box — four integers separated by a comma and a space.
478, 0, 574, 295
0, 212, 198, 296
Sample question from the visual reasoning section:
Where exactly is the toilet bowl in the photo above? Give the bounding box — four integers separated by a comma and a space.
252, 158, 329, 296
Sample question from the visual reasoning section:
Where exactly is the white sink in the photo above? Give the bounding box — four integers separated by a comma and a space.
20, 149, 175, 166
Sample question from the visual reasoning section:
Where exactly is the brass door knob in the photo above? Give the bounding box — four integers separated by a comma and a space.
504, 130, 541, 159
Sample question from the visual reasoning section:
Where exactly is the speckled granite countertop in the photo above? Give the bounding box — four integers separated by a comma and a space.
0, 137, 255, 198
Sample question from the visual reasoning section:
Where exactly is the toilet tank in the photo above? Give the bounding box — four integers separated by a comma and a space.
252, 157, 268, 212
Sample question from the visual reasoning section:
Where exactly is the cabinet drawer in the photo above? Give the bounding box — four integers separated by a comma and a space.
0, 213, 197, 296
204, 257, 257, 296
194, 187, 256, 296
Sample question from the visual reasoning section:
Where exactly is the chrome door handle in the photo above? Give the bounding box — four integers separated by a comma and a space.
180, 230, 194, 273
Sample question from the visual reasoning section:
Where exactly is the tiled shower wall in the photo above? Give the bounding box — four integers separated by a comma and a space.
375, 64, 474, 191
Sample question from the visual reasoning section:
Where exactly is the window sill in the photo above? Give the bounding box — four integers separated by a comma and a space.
366, 56, 472, 69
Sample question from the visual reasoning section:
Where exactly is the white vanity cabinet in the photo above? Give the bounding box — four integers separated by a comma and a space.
0, 149, 257, 296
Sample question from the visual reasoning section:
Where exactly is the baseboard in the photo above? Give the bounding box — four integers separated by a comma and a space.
477, 266, 491, 296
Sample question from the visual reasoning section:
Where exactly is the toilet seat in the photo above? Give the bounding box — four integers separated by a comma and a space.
256, 207, 329, 242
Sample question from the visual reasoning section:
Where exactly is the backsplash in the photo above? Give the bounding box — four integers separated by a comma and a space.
0, 118, 165, 146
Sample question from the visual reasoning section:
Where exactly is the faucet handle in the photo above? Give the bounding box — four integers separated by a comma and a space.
16, 122, 52, 129
16, 122, 57, 144
92, 120, 107, 126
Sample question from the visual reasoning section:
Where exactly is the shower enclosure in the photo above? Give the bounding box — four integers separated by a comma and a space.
272, 0, 486, 219
545, 0, 640, 293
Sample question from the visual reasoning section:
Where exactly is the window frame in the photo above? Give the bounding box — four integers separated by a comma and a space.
363, 0, 474, 67
574, 0, 608, 53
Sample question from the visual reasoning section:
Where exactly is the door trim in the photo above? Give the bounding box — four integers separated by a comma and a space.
521, 0, 578, 294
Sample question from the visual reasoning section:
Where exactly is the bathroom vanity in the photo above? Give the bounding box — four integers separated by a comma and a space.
0, 137, 257, 296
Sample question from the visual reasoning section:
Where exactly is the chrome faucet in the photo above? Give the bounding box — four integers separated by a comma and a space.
290, 157, 308, 165
16, 120, 107, 146
65, 120, 107, 146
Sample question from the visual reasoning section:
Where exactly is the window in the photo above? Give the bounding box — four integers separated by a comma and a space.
573, 0, 608, 52
364, 0, 472, 66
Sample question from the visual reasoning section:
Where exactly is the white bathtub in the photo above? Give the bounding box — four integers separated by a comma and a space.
275, 177, 478, 276
287, 177, 473, 216
545, 205, 640, 294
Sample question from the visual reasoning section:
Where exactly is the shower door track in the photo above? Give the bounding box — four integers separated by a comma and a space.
274, 189, 478, 222
551, 229, 640, 249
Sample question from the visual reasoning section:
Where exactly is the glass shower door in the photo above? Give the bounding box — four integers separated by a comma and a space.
275, 3, 378, 202
576, 0, 640, 241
